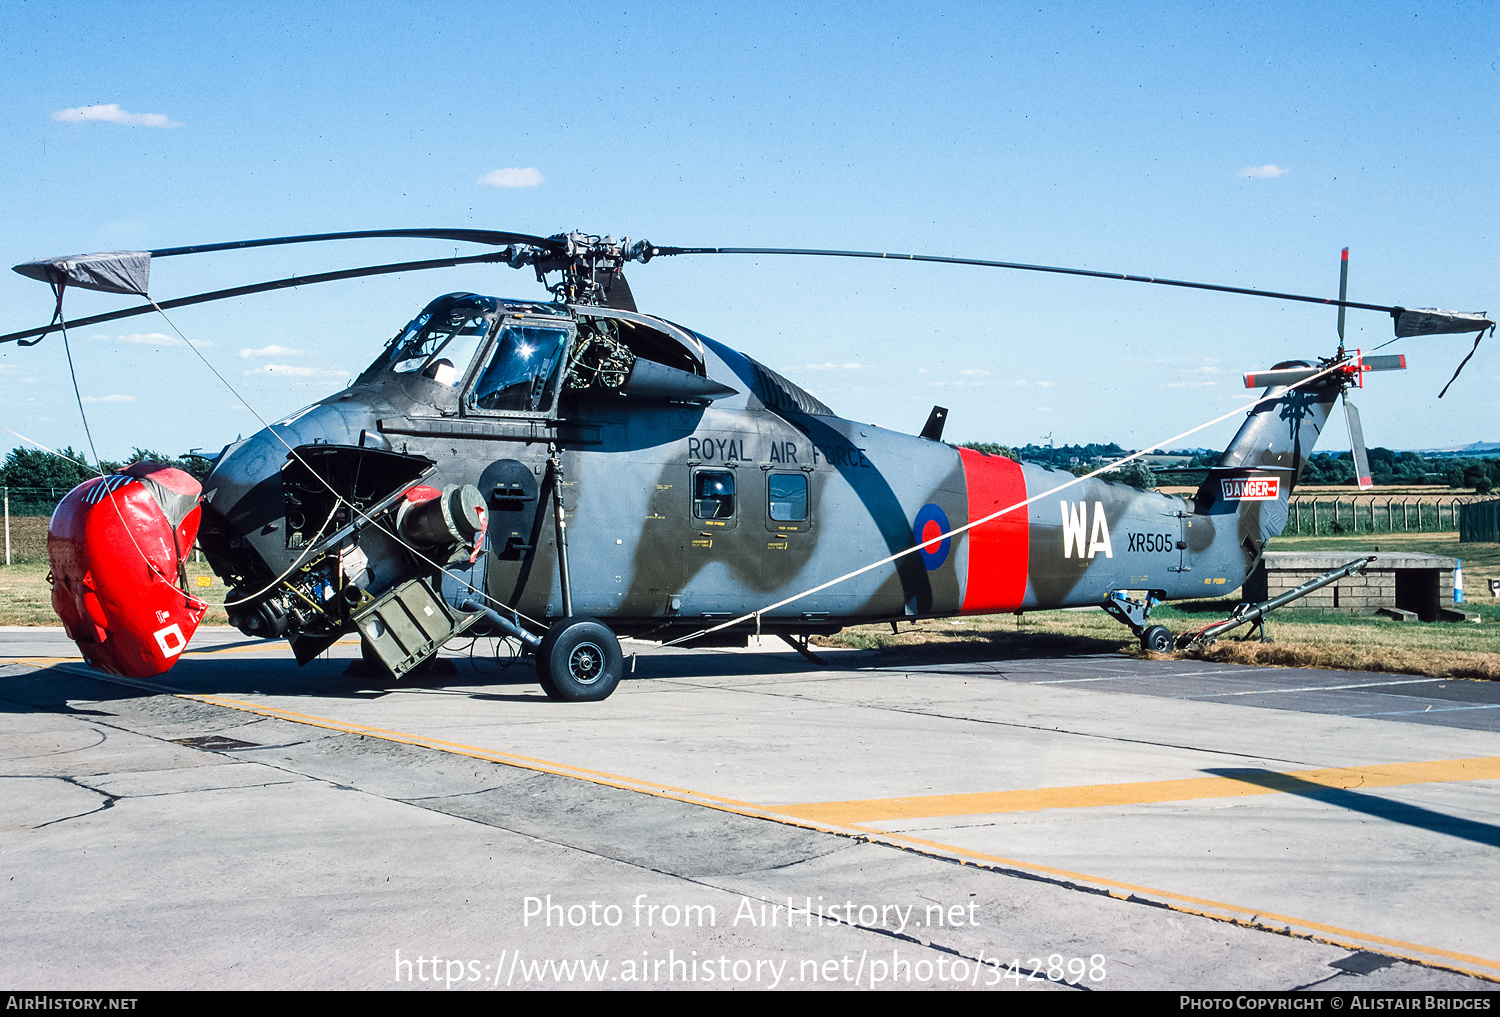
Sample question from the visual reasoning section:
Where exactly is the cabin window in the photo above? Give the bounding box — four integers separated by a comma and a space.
767, 473, 808, 521
693, 470, 736, 520
469, 324, 571, 413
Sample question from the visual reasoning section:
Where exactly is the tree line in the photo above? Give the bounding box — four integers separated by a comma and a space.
0, 446, 212, 493
958, 442, 1498, 493
2, 441, 1494, 499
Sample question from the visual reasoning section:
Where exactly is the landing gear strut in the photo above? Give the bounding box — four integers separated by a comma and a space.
1100, 590, 1175, 653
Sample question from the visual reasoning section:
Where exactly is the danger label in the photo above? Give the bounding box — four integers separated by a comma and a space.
1221, 476, 1280, 501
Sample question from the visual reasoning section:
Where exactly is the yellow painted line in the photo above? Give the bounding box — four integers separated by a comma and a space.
179, 693, 767, 812
776, 757, 1500, 825
172, 689, 1500, 982
879, 829, 1500, 982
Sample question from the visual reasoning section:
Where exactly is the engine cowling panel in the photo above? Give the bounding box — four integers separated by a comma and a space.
48, 463, 207, 678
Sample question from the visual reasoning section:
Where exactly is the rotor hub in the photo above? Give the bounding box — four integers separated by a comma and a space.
497, 232, 657, 305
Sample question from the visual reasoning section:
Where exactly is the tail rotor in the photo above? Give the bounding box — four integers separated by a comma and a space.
1239, 249, 1411, 490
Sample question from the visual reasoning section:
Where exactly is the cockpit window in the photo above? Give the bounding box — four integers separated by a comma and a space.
421, 319, 492, 386
469, 323, 571, 413
380, 298, 498, 384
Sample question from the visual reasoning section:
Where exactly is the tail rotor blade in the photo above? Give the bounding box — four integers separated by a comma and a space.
1361, 354, 1407, 373
1344, 392, 1374, 490
1243, 366, 1323, 388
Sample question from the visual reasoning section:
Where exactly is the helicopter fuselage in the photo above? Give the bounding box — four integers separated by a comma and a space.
197, 291, 1334, 657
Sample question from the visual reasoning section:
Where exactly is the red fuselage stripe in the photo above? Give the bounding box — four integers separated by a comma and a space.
958, 449, 1029, 612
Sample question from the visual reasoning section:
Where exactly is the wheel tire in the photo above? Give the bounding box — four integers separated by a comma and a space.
535, 617, 623, 702
1140, 625, 1174, 654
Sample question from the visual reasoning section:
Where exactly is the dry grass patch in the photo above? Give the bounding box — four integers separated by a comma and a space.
1180, 640, 1500, 680
818, 611, 1135, 657
0, 559, 229, 626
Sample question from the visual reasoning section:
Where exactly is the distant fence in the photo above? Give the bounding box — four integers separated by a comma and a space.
0, 487, 212, 566
2, 488, 64, 565
1460, 499, 1500, 543
1286, 495, 1482, 536
2, 486, 69, 517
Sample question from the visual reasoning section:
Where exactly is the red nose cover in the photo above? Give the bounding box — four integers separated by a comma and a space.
48, 463, 208, 677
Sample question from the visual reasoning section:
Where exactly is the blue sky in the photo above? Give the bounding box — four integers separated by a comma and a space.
1, 1, 1495, 461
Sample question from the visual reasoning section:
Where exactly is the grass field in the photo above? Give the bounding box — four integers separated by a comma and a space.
3, 515, 1495, 678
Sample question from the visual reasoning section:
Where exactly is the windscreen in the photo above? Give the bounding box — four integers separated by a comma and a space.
374, 295, 499, 384
469, 323, 571, 413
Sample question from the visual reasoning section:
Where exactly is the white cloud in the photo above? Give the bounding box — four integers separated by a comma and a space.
80, 394, 134, 403
245, 364, 349, 378
961, 369, 990, 377
1168, 381, 1218, 389
52, 103, 181, 128
1037, 380, 1056, 388
477, 167, 544, 188
1236, 164, 1289, 179
240, 345, 301, 358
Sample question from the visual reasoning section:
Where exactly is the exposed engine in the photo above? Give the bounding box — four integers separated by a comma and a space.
191, 444, 486, 672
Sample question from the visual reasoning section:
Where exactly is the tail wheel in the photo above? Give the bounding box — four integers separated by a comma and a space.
1140, 625, 1174, 654
535, 617, 623, 702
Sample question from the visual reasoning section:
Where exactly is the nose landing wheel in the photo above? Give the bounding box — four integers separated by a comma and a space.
535, 616, 624, 701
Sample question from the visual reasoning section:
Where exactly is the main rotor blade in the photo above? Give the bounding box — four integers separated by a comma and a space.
1337, 247, 1349, 344
1344, 393, 1374, 490
656, 245, 1403, 315
0, 251, 510, 345
148, 228, 559, 259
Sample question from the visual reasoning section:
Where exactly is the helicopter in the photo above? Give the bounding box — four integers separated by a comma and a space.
3, 230, 1492, 699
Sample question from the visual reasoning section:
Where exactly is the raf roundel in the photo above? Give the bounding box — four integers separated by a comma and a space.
912, 503, 952, 571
